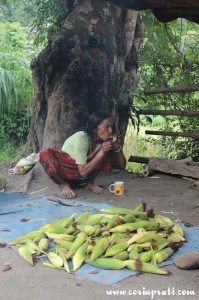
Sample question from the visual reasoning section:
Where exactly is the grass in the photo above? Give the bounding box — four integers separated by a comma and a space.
0, 142, 32, 165
123, 123, 166, 173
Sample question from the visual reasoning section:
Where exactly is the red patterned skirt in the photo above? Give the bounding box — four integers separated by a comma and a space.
39, 148, 112, 183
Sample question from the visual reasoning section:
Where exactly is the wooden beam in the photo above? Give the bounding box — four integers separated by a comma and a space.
139, 110, 199, 117
148, 157, 199, 179
144, 85, 199, 95
145, 130, 199, 139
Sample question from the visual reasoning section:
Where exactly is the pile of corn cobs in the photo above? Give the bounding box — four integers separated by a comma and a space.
7, 203, 186, 275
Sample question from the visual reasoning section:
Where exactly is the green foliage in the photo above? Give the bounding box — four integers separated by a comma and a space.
0, 142, 32, 165
136, 12, 199, 160
31, 0, 69, 46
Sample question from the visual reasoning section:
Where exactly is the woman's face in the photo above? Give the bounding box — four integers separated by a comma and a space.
96, 117, 113, 141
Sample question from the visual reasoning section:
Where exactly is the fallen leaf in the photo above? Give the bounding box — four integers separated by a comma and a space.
90, 269, 99, 274
2, 265, 12, 272
20, 219, 30, 222
0, 243, 7, 248
184, 222, 194, 227
0, 229, 11, 232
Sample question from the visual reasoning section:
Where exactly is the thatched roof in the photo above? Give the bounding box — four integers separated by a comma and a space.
107, 0, 199, 24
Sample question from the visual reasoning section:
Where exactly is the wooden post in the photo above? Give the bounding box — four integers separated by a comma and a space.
139, 110, 199, 117
144, 85, 199, 95
145, 130, 199, 139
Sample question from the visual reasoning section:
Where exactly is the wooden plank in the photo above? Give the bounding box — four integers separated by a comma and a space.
144, 85, 199, 95
145, 130, 199, 139
148, 157, 199, 179
139, 110, 199, 117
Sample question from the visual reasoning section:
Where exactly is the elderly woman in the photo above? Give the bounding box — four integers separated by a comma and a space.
39, 111, 126, 198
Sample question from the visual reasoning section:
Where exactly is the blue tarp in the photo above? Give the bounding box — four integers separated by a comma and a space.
0, 192, 199, 285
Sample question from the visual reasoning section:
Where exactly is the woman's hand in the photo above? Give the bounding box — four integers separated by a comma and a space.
100, 140, 113, 154
112, 134, 122, 152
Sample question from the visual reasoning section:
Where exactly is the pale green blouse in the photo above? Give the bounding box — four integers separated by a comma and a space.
61, 131, 101, 165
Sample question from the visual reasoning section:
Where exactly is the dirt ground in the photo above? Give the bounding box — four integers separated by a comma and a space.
0, 163, 199, 300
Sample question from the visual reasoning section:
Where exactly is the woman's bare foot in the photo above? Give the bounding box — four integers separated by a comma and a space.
85, 181, 104, 194
61, 183, 76, 197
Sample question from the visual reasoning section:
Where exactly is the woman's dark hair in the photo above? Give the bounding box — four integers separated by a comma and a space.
85, 111, 112, 138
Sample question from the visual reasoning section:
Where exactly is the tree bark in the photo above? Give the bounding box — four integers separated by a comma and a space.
28, 0, 145, 152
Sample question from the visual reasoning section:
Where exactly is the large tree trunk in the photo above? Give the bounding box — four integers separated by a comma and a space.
29, 0, 145, 152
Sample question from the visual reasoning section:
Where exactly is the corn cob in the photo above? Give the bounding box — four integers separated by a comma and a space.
53, 239, 73, 250
172, 224, 184, 236
7, 231, 42, 246
47, 252, 64, 267
50, 213, 76, 227
42, 227, 67, 234
65, 224, 77, 235
100, 207, 147, 218
125, 259, 169, 275
43, 262, 65, 270
137, 228, 146, 233
75, 211, 90, 223
85, 258, 126, 270
127, 243, 142, 253
92, 224, 102, 237
154, 215, 173, 225
85, 214, 104, 225
127, 231, 156, 245
72, 241, 88, 271
101, 231, 110, 237
90, 237, 110, 261
45, 232, 74, 242
167, 232, 186, 243
58, 247, 70, 273
105, 242, 128, 257
76, 224, 95, 236
25, 239, 46, 255
38, 238, 49, 252
18, 246, 34, 266
66, 232, 87, 259
113, 250, 129, 261
150, 244, 157, 266
128, 250, 140, 260
154, 247, 174, 263
110, 221, 150, 233
87, 244, 94, 254
123, 214, 137, 223
139, 250, 152, 262
32, 232, 47, 242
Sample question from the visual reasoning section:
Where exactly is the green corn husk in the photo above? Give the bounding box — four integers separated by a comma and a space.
65, 225, 77, 235
66, 232, 87, 259
75, 212, 90, 223
43, 263, 65, 271
45, 232, 74, 242
18, 246, 34, 266
85, 214, 104, 226
32, 232, 47, 242
76, 224, 95, 236
58, 247, 70, 273
50, 213, 76, 227
90, 237, 110, 261
125, 259, 170, 275
47, 252, 64, 267
7, 231, 42, 246
128, 250, 140, 260
139, 250, 152, 262
41, 227, 67, 234
38, 238, 49, 252
85, 258, 126, 270
100, 207, 147, 218
72, 241, 88, 271
123, 214, 137, 223
105, 242, 128, 257
154, 247, 175, 263
113, 250, 129, 261
110, 221, 150, 233
53, 239, 73, 250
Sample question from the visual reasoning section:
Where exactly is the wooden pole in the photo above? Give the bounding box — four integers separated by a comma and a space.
144, 85, 199, 95
139, 110, 199, 117
145, 130, 199, 139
